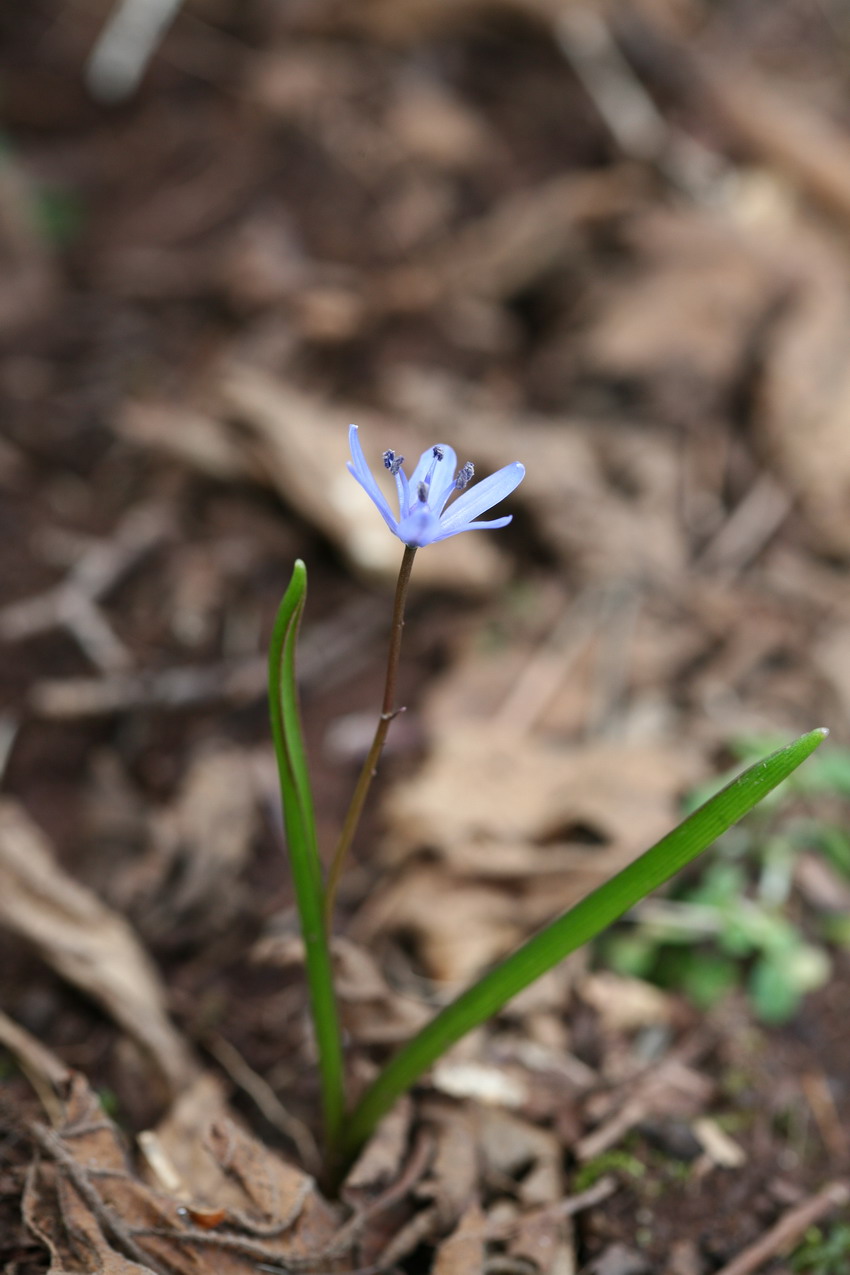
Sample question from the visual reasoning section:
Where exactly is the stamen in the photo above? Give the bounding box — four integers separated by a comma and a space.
383, 449, 404, 476
417, 481, 429, 503
422, 444, 447, 490
455, 461, 475, 490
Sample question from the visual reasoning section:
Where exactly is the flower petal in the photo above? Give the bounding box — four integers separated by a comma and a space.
430, 446, 459, 512
395, 470, 411, 519
347, 425, 398, 533
437, 462, 525, 534
396, 505, 442, 547
407, 446, 439, 493
433, 515, 513, 541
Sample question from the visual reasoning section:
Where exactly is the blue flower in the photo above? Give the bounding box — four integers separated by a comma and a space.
347, 425, 525, 548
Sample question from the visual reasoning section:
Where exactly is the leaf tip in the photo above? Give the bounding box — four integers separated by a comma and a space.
288, 558, 308, 596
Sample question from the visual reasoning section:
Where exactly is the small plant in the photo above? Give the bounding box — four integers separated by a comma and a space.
791, 1222, 850, 1274
573, 1149, 647, 1192
600, 740, 850, 1022
269, 425, 827, 1179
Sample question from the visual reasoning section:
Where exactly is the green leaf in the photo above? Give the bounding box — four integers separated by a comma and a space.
750, 943, 830, 1024
677, 951, 740, 1010
339, 728, 828, 1165
268, 561, 345, 1153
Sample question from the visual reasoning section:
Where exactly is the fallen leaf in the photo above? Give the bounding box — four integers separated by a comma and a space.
431, 1198, 486, 1275
24, 1071, 346, 1275
756, 229, 850, 556
575, 208, 783, 424
0, 800, 195, 1098
130, 744, 257, 942
380, 725, 700, 879
579, 972, 674, 1034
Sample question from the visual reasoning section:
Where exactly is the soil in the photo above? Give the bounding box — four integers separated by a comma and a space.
1, 2, 849, 1273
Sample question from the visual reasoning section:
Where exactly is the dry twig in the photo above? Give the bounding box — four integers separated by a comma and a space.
714, 1180, 850, 1275
0, 505, 170, 673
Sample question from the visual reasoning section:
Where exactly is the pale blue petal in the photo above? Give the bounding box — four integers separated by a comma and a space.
395, 470, 411, 519
433, 515, 513, 541
396, 505, 442, 547
430, 445, 459, 512
408, 446, 438, 492
348, 425, 398, 533
437, 462, 525, 534
401, 444, 457, 513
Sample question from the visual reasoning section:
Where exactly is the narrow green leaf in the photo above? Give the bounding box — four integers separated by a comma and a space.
268, 561, 345, 1152
340, 728, 828, 1163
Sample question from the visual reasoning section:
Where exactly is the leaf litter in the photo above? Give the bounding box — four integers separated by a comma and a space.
2, 0, 850, 1271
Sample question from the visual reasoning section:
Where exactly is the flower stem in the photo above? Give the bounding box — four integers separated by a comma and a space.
324, 545, 417, 925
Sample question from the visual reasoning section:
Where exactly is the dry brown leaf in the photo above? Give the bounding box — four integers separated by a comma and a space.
431, 1059, 530, 1110
146, 1072, 253, 1212
0, 1009, 70, 1095
119, 401, 253, 483
0, 1009, 70, 1128
477, 1106, 564, 1204
421, 1101, 480, 1222
815, 626, 850, 722
507, 1208, 575, 1275
356, 1101, 480, 1269
353, 867, 527, 985
356, 727, 698, 984
343, 1095, 414, 1199
128, 745, 257, 940
575, 208, 782, 422
23, 1161, 155, 1275
431, 1198, 486, 1275
23, 1071, 345, 1275
756, 229, 850, 557
149, 1069, 341, 1262
0, 799, 195, 1097
694, 50, 850, 228
252, 932, 432, 1044
24, 1073, 194, 1275
417, 170, 642, 304
579, 972, 674, 1033
387, 78, 500, 171
380, 725, 700, 878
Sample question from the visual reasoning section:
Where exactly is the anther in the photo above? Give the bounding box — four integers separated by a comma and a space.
417, 481, 429, 502
383, 449, 404, 476
455, 461, 475, 490
432, 445, 444, 460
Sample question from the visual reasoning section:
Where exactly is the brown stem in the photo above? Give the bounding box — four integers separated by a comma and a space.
324, 545, 417, 924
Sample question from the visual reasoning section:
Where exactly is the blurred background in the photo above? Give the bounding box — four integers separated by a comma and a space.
2, 1, 850, 1271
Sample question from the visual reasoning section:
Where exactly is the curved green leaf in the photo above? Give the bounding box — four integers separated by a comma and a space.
268, 561, 345, 1151
340, 728, 828, 1163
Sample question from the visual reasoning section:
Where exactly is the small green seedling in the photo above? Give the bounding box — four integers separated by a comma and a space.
601, 741, 850, 1022
791, 1222, 850, 1274
269, 427, 828, 1178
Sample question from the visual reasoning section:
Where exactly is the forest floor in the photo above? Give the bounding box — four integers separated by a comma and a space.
2, 1, 850, 1272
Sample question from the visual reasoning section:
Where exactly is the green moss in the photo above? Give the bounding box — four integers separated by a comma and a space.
573, 1149, 647, 1192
